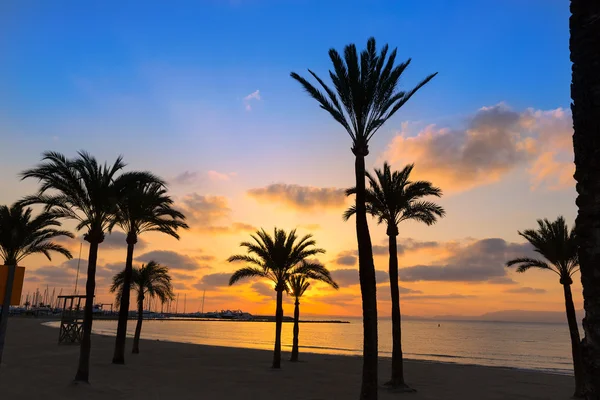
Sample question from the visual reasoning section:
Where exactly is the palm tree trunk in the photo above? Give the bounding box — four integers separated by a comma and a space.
0, 264, 17, 365
74, 240, 99, 383
570, 2, 600, 398
132, 293, 144, 354
272, 289, 283, 368
112, 237, 136, 364
563, 283, 586, 397
354, 148, 378, 400
386, 233, 409, 389
290, 297, 300, 362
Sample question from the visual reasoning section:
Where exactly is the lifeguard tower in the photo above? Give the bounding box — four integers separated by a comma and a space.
57, 295, 88, 344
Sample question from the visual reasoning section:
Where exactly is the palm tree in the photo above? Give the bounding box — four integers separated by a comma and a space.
345, 162, 444, 389
110, 181, 188, 365
291, 37, 436, 399
288, 272, 338, 362
20, 151, 154, 382
506, 217, 584, 397
570, 2, 600, 398
228, 228, 325, 368
111, 261, 174, 354
0, 203, 73, 364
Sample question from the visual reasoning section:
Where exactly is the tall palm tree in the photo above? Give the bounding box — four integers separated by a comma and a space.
0, 203, 73, 364
506, 217, 584, 397
228, 228, 325, 368
20, 151, 154, 382
110, 181, 188, 365
111, 261, 174, 354
288, 272, 339, 362
291, 37, 436, 399
570, 2, 600, 398
345, 162, 444, 389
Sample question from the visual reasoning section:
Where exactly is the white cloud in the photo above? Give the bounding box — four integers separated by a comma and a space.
207, 170, 237, 181
243, 89, 261, 111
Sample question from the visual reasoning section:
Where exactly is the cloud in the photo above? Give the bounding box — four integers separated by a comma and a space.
330, 268, 389, 287
308, 292, 359, 307
505, 286, 546, 294
243, 90, 261, 111
176, 193, 255, 234
335, 251, 357, 266
399, 238, 534, 283
171, 171, 199, 186
396, 238, 439, 255
250, 281, 275, 298
247, 183, 347, 211
402, 293, 477, 301
377, 285, 423, 301
101, 231, 148, 250
136, 250, 208, 271
208, 170, 237, 181
298, 224, 321, 231
194, 272, 233, 290
383, 104, 574, 192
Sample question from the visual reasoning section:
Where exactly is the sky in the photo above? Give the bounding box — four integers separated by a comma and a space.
0, 0, 578, 319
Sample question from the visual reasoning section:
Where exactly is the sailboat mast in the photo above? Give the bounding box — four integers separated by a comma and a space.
201, 290, 206, 314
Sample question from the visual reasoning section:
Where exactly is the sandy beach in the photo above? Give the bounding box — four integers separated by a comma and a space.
0, 318, 573, 400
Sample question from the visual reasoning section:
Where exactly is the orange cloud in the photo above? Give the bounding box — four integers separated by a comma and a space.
383, 104, 574, 193
247, 183, 347, 211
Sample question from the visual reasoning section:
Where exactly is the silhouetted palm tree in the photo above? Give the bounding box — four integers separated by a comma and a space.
0, 203, 73, 364
20, 151, 153, 382
110, 181, 188, 364
291, 37, 436, 399
228, 228, 325, 368
111, 261, 174, 354
288, 271, 338, 362
506, 217, 584, 397
570, 2, 600, 398
345, 162, 444, 389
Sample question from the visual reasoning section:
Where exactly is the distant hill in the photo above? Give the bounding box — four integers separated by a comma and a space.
407, 309, 581, 324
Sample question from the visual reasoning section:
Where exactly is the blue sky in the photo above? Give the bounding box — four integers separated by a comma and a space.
0, 1, 579, 316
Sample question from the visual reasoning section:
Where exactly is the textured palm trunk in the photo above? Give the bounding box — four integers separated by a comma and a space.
0, 264, 17, 365
74, 240, 99, 383
563, 283, 585, 397
386, 233, 409, 389
272, 289, 283, 368
113, 235, 136, 364
354, 149, 378, 400
132, 293, 144, 354
290, 297, 300, 362
570, 2, 600, 398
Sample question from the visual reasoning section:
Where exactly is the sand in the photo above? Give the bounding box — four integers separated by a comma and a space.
0, 318, 574, 400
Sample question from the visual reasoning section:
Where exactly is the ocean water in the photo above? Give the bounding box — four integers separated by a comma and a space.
46, 317, 574, 375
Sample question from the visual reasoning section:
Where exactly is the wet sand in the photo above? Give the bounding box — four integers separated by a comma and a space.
0, 318, 574, 399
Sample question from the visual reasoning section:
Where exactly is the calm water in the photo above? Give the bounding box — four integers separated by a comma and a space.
47, 317, 573, 375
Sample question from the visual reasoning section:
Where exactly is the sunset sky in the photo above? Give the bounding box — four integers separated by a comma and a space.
0, 0, 577, 318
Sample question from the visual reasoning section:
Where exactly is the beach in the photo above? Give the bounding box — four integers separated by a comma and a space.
0, 318, 573, 400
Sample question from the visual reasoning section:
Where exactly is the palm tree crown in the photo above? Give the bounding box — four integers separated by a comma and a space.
345, 162, 445, 234
0, 203, 73, 265
110, 180, 188, 240
111, 261, 174, 306
228, 228, 327, 290
506, 216, 578, 284
19, 151, 155, 242
291, 37, 436, 153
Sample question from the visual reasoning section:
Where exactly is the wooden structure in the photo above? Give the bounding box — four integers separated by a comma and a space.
57, 295, 88, 344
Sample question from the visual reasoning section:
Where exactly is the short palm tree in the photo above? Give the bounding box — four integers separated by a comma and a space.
110, 181, 188, 365
570, 2, 600, 397
0, 203, 73, 364
291, 37, 436, 399
20, 151, 154, 382
506, 216, 584, 397
228, 228, 325, 368
111, 261, 174, 354
345, 162, 444, 389
288, 272, 338, 362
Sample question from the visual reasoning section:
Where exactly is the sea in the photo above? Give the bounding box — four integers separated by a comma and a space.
46, 317, 574, 375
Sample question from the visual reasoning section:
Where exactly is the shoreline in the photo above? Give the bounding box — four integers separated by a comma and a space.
1, 318, 575, 399
41, 319, 573, 377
